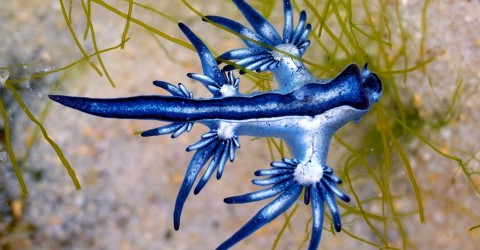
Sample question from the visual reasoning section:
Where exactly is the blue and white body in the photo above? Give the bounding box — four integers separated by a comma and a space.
50, 0, 382, 249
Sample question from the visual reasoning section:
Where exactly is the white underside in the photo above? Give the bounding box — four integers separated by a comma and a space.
199, 105, 368, 184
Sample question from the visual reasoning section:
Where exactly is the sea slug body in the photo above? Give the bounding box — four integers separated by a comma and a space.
50, 0, 382, 249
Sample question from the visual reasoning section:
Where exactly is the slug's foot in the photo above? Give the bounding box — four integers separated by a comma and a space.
205, 0, 311, 74
141, 122, 193, 138
179, 23, 242, 98
152, 81, 193, 98
186, 130, 240, 186
173, 129, 240, 230
218, 158, 350, 250
188, 69, 240, 97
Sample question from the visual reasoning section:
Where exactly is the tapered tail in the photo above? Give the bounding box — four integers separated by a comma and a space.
49, 95, 204, 122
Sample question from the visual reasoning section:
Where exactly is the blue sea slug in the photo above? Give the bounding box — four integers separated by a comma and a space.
50, 1, 382, 249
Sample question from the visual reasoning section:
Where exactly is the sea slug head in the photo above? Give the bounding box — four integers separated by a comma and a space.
361, 63, 383, 105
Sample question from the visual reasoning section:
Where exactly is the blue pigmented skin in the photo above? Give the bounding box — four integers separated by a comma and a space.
49, 65, 371, 122
50, 1, 382, 249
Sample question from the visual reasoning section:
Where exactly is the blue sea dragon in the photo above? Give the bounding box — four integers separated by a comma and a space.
50, 0, 382, 249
